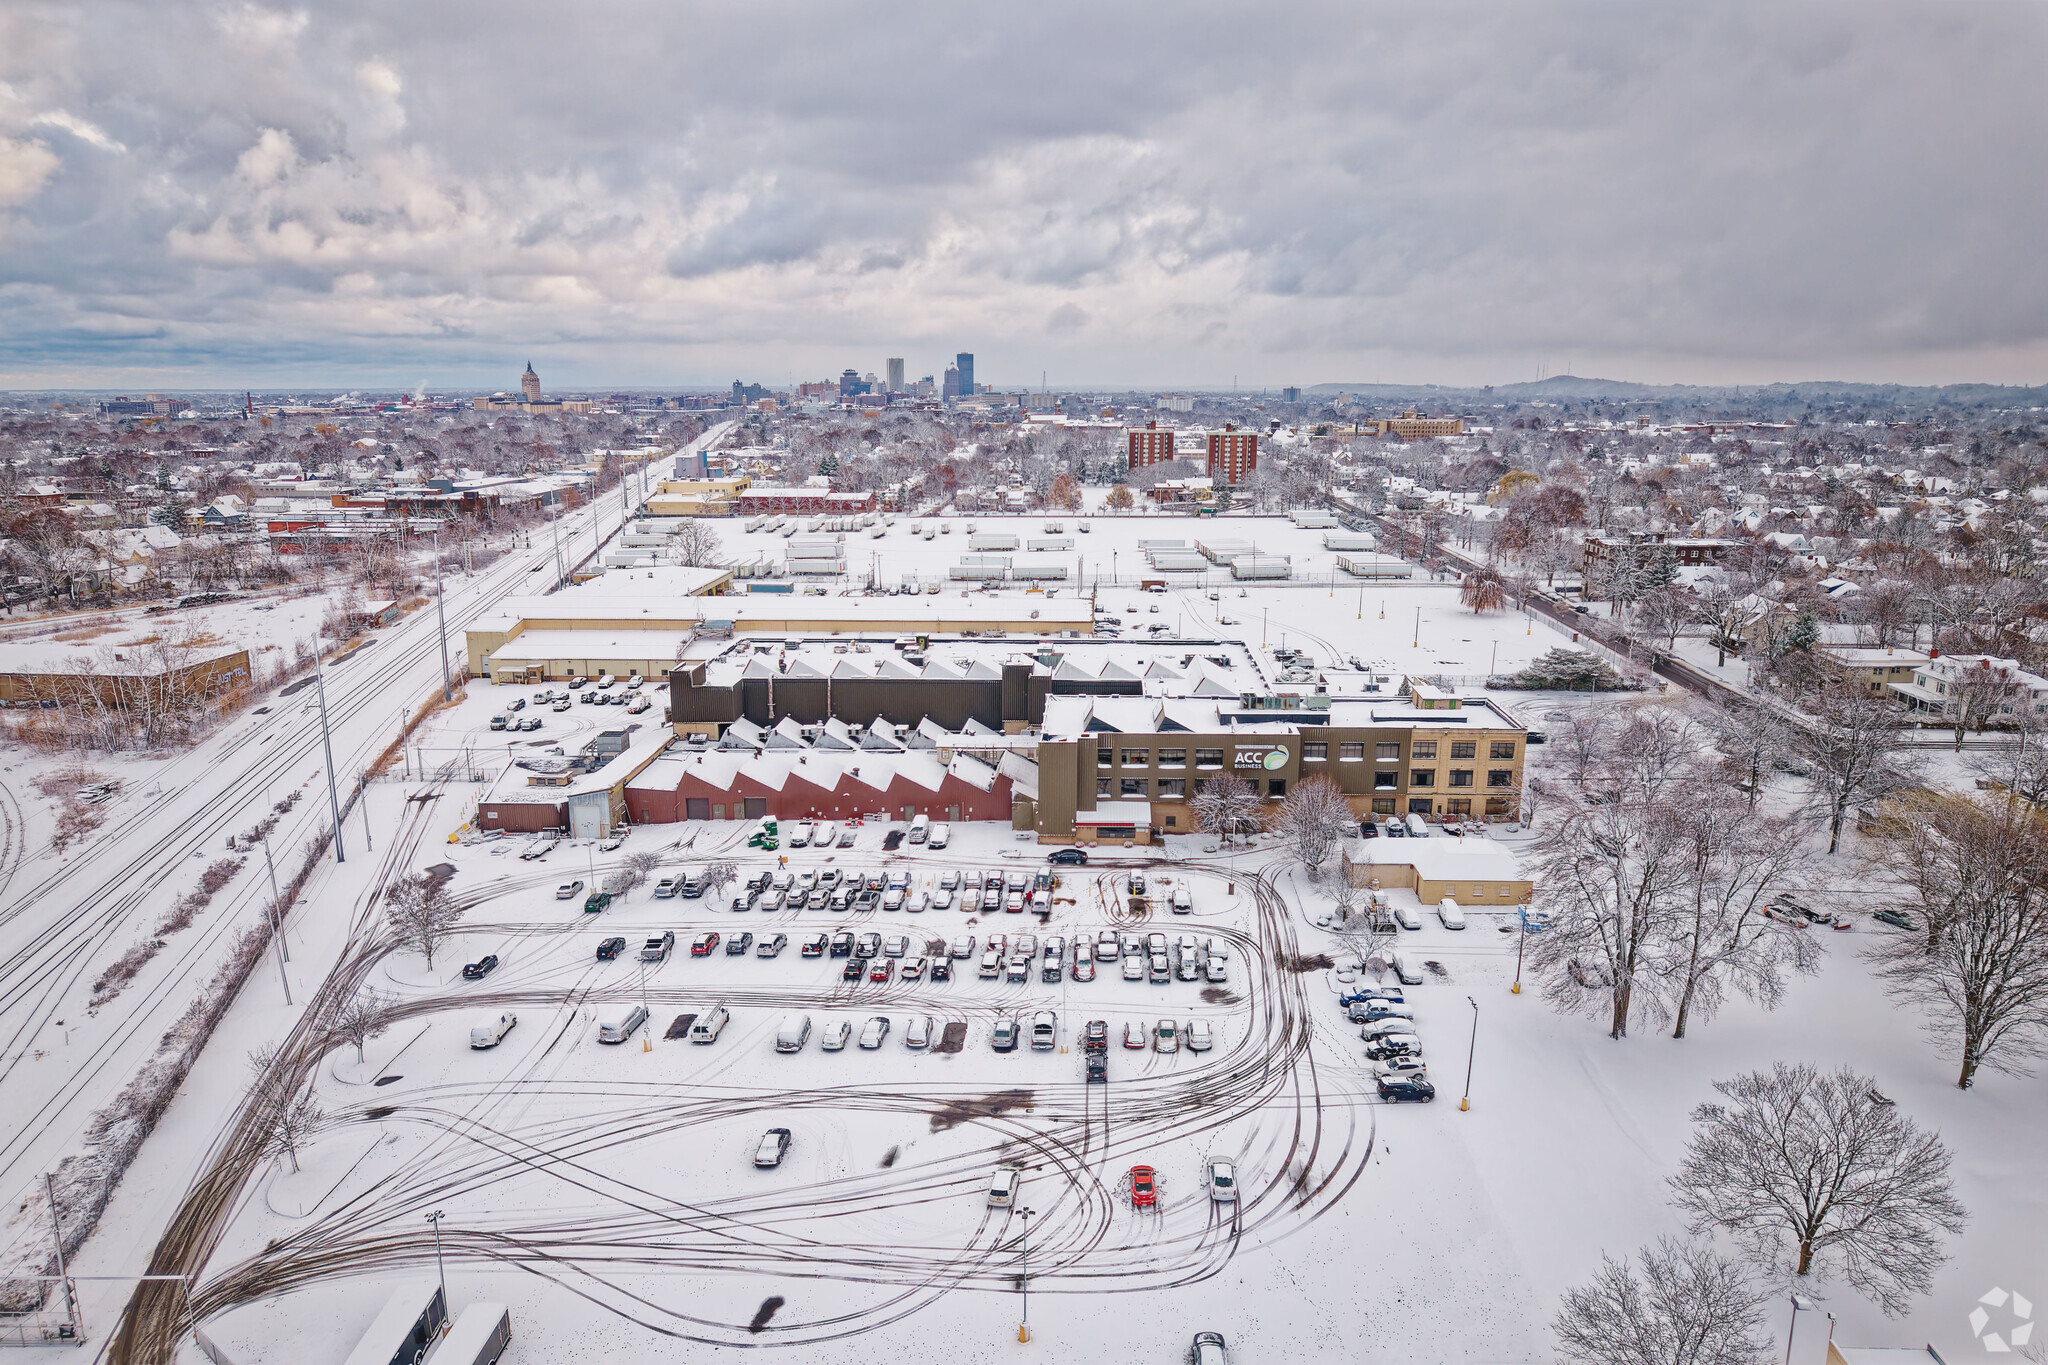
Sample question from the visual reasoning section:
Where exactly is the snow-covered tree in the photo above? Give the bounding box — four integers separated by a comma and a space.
1266, 775, 1355, 875
328, 989, 399, 1065
1663, 788, 1817, 1038
385, 872, 462, 968
1668, 1062, 1966, 1315
247, 1045, 325, 1173
1190, 773, 1260, 845
1797, 684, 1918, 854
1552, 1237, 1771, 1365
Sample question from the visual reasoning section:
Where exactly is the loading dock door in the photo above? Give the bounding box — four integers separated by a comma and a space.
569, 791, 609, 840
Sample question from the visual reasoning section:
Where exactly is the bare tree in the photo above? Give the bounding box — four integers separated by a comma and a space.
384, 871, 463, 968
1634, 586, 1693, 655
700, 859, 738, 899
1942, 657, 2023, 751
1552, 1237, 1772, 1365
246, 1045, 326, 1174
1866, 791, 2048, 1088
1693, 578, 1753, 668
673, 519, 724, 568
1668, 1063, 1967, 1315
1798, 685, 1917, 854
1526, 712, 1698, 1038
1703, 696, 1800, 811
1266, 774, 1354, 875
616, 849, 662, 894
1189, 773, 1261, 846
1967, 708, 2048, 809
1662, 786, 1817, 1039
1458, 564, 1508, 614
328, 989, 399, 1065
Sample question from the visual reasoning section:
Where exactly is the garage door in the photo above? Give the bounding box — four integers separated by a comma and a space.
686, 798, 710, 820
744, 797, 767, 819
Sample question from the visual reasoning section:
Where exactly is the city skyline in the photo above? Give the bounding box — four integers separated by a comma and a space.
1, 5, 2044, 390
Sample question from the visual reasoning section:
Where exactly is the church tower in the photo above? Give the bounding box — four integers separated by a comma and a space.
521, 362, 542, 403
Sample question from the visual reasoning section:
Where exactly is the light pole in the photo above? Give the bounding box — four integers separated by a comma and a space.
1460, 995, 1477, 1111
1513, 902, 1528, 994
433, 529, 452, 702
1016, 1205, 1035, 1343
425, 1210, 449, 1320
314, 642, 345, 864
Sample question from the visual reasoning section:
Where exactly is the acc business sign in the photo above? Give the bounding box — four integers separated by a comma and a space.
1234, 747, 1290, 771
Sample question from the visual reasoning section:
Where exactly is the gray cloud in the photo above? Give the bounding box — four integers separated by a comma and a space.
1, 1, 2044, 388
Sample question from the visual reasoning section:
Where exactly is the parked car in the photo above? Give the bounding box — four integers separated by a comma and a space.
902, 956, 927, 981
1048, 848, 1089, 865
1127, 873, 1148, 896
775, 1015, 811, 1052
641, 930, 676, 963
462, 954, 500, 981
883, 934, 909, 957
830, 930, 855, 957
1030, 1010, 1057, 1050
988, 1166, 1022, 1208
653, 876, 682, 899
930, 957, 953, 982
753, 1127, 792, 1167
724, 931, 754, 955
680, 875, 706, 899
1873, 908, 1916, 930
841, 957, 864, 981
1190, 1331, 1229, 1365
1392, 904, 1422, 930
905, 1015, 933, 1049
1207, 1159, 1236, 1203
857, 1016, 890, 1049
1130, 1164, 1156, 1209
788, 822, 815, 847
470, 1012, 517, 1049
868, 957, 895, 983
819, 1019, 853, 1051
1148, 954, 1171, 984
800, 932, 829, 958
594, 936, 627, 961
1123, 1020, 1148, 1049
949, 935, 975, 959
690, 931, 720, 955
991, 1018, 1021, 1051
856, 932, 882, 958
1154, 1019, 1179, 1053
1186, 1019, 1213, 1051
1377, 1073, 1437, 1102
1170, 885, 1193, 913
555, 880, 585, 900
757, 932, 788, 958
1086, 1051, 1107, 1083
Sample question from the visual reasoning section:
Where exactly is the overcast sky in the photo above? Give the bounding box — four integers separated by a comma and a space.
1, 2, 2044, 392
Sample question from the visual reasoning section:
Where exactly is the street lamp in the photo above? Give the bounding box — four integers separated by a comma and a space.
1460, 996, 1478, 1112
313, 640, 345, 864
1016, 1205, 1035, 1343
425, 1210, 449, 1322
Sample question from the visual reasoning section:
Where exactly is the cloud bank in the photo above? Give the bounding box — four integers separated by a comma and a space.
1, 2, 2044, 389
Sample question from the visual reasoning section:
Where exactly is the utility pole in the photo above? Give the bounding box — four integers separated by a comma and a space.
314, 644, 345, 864
260, 837, 286, 960
549, 503, 566, 589
425, 1210, 449, 1321
433, 529, 452, 701
46, 1174, 81, 1341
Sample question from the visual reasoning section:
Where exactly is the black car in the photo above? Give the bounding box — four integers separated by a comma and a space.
930, 958, 952, 982
461, 954, 500, 981
1085, 1051, 1107, 1084
1376, 1074, 1436, 1103
1048, 848, 1089, 866
842, 956, 864, 981
829, 931, 855, 957
594, 936, 628, 961
1357, 820, 1379, 839
725, 931, 754, 955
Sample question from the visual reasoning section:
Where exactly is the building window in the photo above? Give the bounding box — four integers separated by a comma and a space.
1486, 797, 1512, 815
1410, 769, 1436, 787
1374, 771, 1399, 789
1371, 797, 1397, 815
1491, 741, 1516, 760
1195, 748, 1224, 768
1488, 769, 1514, 787
1376, 742, 1400, 761
1450, 740, 1475, 760
1302, 741, 1328, 761
1120, 777, 1148, 797
1157, 747, 1186, 768
1164, 815, 1177, 828
1411, 741, 1437, 760
1192, 778, 1209, 795
1447, 798, 1472, 816
1341, 742, 1366, 761
1408, 797, 1434, 814
1121, 748, 1150, 767
1096, 777, 1113, 797
1449, 770, 1473, 788
1156, 778, 1186, 798
1267, 778, 1286, 797
1097, 747, 1113, 767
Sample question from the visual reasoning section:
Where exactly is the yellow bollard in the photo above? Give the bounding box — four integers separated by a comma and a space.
1018, 1324, 1031, 1343
1460, 1097, 1470, 1111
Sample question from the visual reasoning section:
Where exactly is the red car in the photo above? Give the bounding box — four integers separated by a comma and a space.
869, 957, 895, 983
1129, 1164, 1156, 1209
690, 932, 720, 956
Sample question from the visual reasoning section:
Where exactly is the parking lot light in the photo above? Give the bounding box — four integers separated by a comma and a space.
1461, 995, 1478, 1112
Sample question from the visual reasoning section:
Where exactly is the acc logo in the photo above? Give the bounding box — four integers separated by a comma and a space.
1969, 1287, 2033, 1353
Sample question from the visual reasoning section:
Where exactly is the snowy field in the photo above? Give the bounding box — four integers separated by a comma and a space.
161, 639, 2048, 1365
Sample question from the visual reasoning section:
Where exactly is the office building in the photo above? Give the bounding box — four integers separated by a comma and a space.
956, 352, 974, 397
886, 358, 905, 391
942, 365, 961, 401
1206, 429, 1258, 487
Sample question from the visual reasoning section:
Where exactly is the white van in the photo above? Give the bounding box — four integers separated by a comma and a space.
1392, 952, 1425, 985
775, 1014, 812, 1053
1436, 898, 1466, 930
907, 815, 930, 845
987, 1166, 1022, 1208
596, 1004, 648, 1044
926, 822, 951, 849
1405, 813, 1431, 838
470, 1012, 517, 1049
688, 1004, 731, 1044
